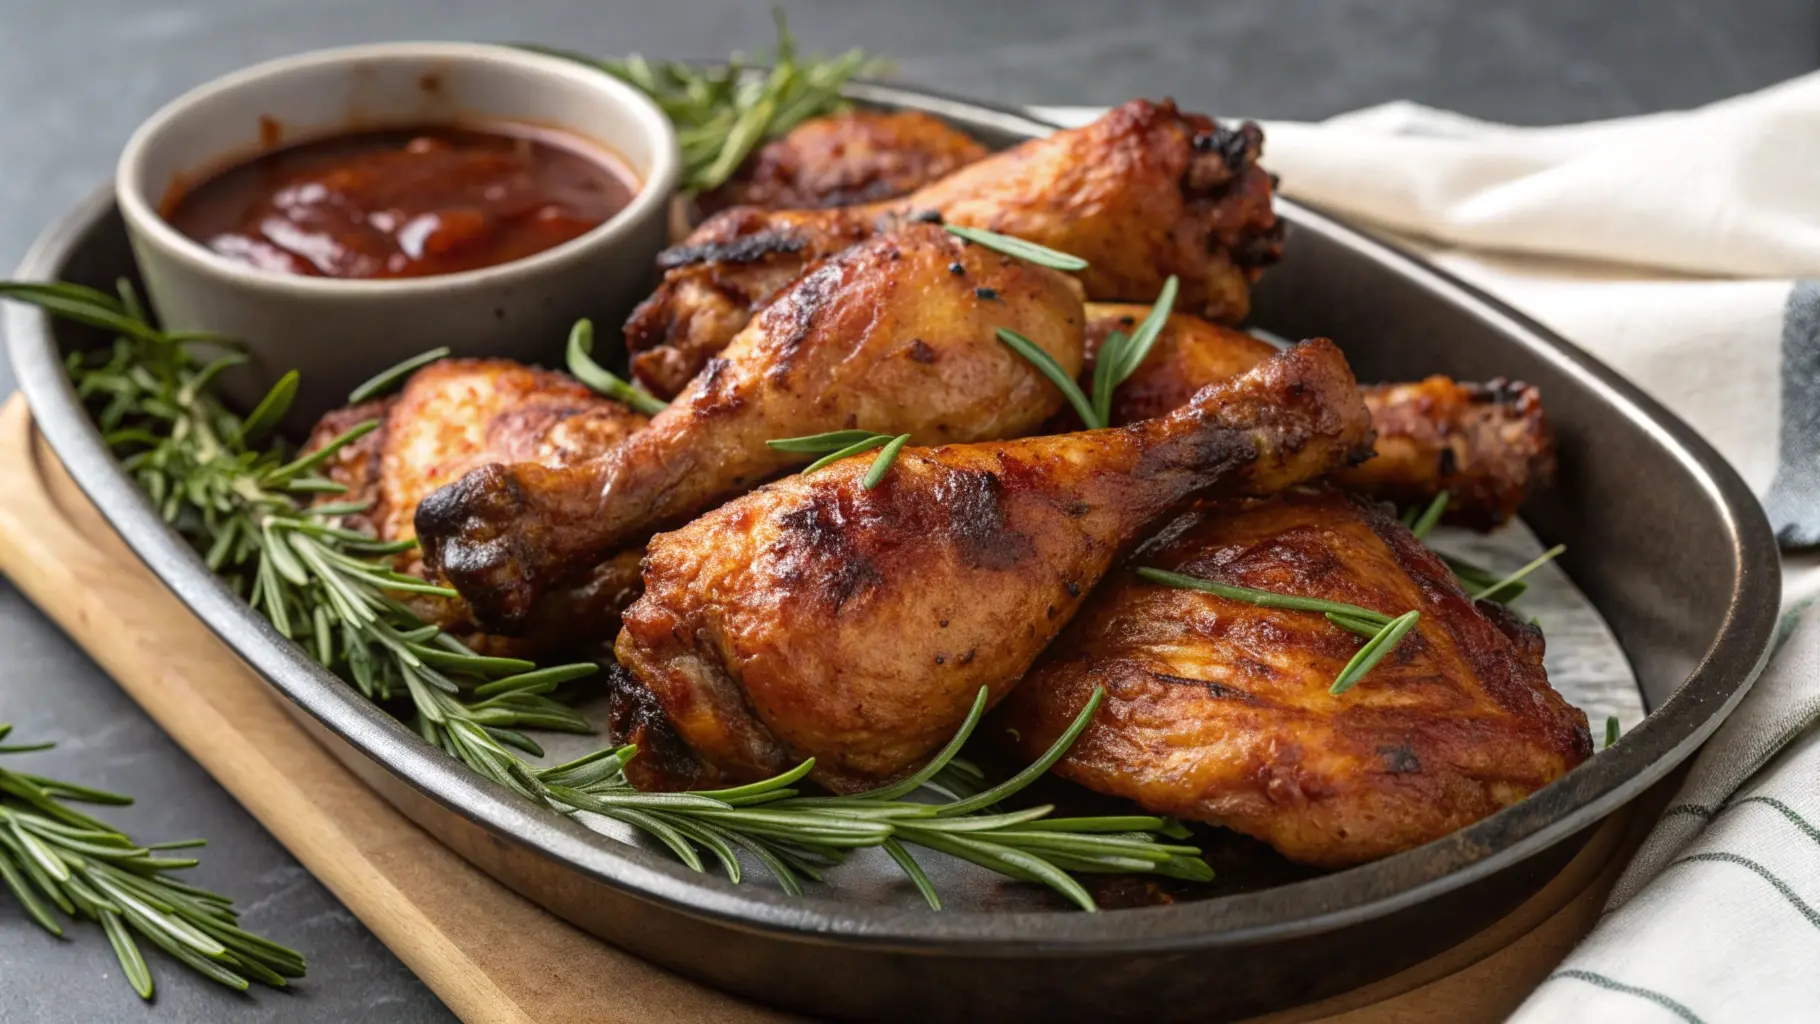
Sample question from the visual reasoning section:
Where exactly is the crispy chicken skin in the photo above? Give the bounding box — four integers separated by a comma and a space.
612, 339, 1374, 792
417, 224, 1087, 630
696, 109, 989, 215
996, 488, 1592, 868
305, 359, 649, 655
627, 99, 1281, 397
1078, 304, 1555, 528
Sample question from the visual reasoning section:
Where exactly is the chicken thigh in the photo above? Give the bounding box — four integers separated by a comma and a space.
304, 359, 649, 655
995, 487, 1592, 867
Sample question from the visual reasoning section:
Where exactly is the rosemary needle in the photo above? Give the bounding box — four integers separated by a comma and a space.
1470, 544, 1566, 602
942, 225, 1089, 271
348, 346, 451, 404
1605, 715, 1621, 749
567, 319, 668, 416
997, 328, 1101, 429
1329, 610, 1421, 695
862, 433, 911, 489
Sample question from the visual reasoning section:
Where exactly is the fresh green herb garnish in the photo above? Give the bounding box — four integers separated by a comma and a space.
1398, 491, 1560, 605
1137, 567, 1420, 695
347, 346, 450, 404
567, 319, 668, 415
942, 225, 1089, 272
1469, 544, 1565, 603
523, 12, 885, 192
767, 429, 912, 487
862, 433, 911, 489
1329, 609, 1422, 695
6, 279, 1206, 910
1604, 715, 1621, 749
1406, 490, 1449, 539
541, 686, 1210, 911
998, 275, 1180, 430
0, 724, 305, 999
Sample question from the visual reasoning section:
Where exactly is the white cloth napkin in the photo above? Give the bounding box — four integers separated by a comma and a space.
1036, 77, 1820, 1023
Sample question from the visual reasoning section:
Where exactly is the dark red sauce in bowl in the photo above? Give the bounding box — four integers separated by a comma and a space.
162, 123, 639, 279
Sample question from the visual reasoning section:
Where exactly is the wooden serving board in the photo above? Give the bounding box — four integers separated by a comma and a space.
0, 393, 1669, 1023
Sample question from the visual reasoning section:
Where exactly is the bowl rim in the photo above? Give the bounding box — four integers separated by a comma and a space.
114, 40, 681, 296
8, 82, 1781, 955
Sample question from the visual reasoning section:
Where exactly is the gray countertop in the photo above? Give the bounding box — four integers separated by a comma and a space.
0, 1, 1812, 1020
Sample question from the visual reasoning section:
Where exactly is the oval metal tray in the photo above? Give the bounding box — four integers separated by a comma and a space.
4, 83, 1781, 1021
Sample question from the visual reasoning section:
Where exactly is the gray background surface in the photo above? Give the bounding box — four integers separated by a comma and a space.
0, 1, 1813, 1019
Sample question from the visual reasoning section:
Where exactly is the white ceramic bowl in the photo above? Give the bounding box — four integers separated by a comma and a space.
116, 41, 679, 420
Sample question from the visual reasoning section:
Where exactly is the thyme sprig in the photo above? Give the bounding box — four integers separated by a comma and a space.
999, 274, 1181, 430
0, 724, 305, 999
4, 280, 1209, 909
524, 11, 885, 192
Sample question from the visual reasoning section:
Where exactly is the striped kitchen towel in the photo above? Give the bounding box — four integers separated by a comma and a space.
1035, 71, 1820, 1023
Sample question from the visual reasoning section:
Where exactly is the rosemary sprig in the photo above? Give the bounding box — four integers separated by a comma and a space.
943, 225, 1088, 272
543, 687, 1211, 910
767, 429, 910, 487
998, 275, 1181, 429
6, 280, 1208, 908
524, 11, 885, 192
1137, 567, 1419, 695
567, 319, 667, 415
0, 725, 305, 999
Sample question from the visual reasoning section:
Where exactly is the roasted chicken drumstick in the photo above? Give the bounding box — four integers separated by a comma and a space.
304, 358, 649, 655
612, 338, 1374, 793
1080, 304, 1555, 528
628, 99, 1280, 397
996, 487, 1592, 867
417, 223, 1086, 629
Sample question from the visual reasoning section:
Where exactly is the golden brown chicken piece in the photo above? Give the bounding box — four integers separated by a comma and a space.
696, 109, 989, 215
612, 339, 1374, 793
417, 223, 1087, 630
627, 99, 1281, 397
996, 487, 1592, 868
305, 359, 650, 655
1078, 304, 1555, 528
1341, 377, 1555, 531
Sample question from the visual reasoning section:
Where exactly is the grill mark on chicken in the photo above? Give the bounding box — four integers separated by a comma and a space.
1150, 671, 1269, 705
656, 230, 809, 270
929, 465, 1031, 571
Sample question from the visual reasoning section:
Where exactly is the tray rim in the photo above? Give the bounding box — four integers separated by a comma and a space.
3, 81, 1781, 955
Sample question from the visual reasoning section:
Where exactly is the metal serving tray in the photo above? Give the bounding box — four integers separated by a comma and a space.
4, 83, 1781, 1021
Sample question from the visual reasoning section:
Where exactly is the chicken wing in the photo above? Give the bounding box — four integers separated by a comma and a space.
305, 358, 650, 655
995, 487, 1592, 868
1079, 304, 1555, 528
612, 338, 1373, 793
696, 109, 988, 215
416, 223, 1087, 630
627, 99, 1281, 397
